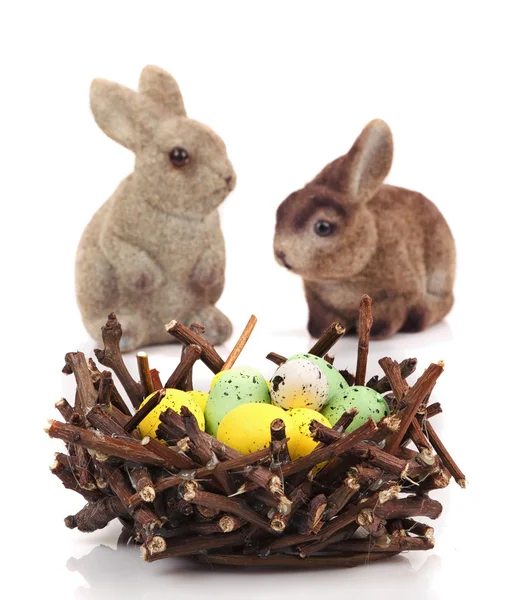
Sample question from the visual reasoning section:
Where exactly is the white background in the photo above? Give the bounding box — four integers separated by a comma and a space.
2, 2, 520, 598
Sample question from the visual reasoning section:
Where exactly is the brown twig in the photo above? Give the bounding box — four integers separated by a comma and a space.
425, 421, 466, 487
64, 352, 98, 418
193, 552, 400, 568
386, 362, 444, 455
94, 313, 143, 408
165, 320, 224, 373
149, 369, 163, 391
86, 405, 131, 438
50, 459, 103, 502
328, 535, 434, 553
266, 352, 287, 366
355, 295, 373, 385
338, 369, 356, 386
65, 496, 128, 532
222, 315, 258, 370
324, 475, 360, 520
180, 482, 274, 533
270, 418, 291, 466
370, 358, 418, 394
299, 486, 400, 556
129, 466, 156, 503
164, 344, 202, 389
282, 418, 378, 477
180, 406, 235, 495
378, 357, 406, 401
308, 322, 346, 357
96, 369, 132, 416
140, 435, 198, 470
123, 389, 166, 433
46, 420, 165, 466
136, 352, 155, 396
142, 531, 244, 562
296, 494, 327, 535
374, 496, 443, 520
55, 398, 74, 422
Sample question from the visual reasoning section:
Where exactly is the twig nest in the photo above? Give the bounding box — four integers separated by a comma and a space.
48, 301, 465, 569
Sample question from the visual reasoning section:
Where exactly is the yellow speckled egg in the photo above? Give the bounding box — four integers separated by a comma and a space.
186, 390, 208, 413
137, 388, 205, 439
217, 403, 295, 454
287, 407, 332, 459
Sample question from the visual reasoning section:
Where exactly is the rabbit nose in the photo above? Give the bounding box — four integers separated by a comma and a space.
225, 176, 233, 185
276, 250, 293, 270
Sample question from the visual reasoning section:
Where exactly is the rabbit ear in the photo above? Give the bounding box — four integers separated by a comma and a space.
316, 119, 393, 204
90, 79, 140, 150
138, 65, 186, 117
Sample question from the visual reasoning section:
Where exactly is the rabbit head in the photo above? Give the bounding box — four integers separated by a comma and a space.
90, 65, 236, 215
274, 119, 393, 281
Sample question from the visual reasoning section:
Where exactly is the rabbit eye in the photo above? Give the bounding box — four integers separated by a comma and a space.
314, 220, 335, 237
169, 147, 190, 167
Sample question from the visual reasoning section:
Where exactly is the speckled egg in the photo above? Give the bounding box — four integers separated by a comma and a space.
137, 388, 205, 439
270, 359, 329, 410
288, 353, 349, 400
321, 386, 390, 431
287, 407, 332, 459
205, 366, 271, 436
186, 390, 208, 413
217, 403, 295, 454
210, 371, 226, 390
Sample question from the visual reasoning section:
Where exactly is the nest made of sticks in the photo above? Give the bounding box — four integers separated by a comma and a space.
47, 295, 465, 568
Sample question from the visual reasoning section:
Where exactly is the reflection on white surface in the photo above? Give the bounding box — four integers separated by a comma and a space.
67, 541, 443, 600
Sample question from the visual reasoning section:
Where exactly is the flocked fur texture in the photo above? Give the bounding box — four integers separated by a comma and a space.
274, 119, 456, 339
76, 66, 236, 350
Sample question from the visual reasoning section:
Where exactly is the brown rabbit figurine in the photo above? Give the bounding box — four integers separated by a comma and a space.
274, 119, 456, 339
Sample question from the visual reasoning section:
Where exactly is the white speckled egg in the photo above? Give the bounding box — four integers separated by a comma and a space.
270, 359, 329, 410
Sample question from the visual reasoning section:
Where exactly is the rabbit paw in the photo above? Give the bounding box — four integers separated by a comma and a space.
189, 307, 232, 345
133, 271, 156, 293
191, 252, 223, 288
400, 306, 429, 332
129, 266, 164, 294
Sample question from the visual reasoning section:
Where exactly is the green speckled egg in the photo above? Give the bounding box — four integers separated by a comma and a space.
288, 353, 348, 400
321, 386, 390, 431
204, 366, 271, 436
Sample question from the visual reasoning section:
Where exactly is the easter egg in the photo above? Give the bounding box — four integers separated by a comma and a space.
217, 403, 295, 454
270, 359, 329, 410
205, 366, 271, 436
321, 386, 390, 431
288, 353, 348, 400
287, 407, 332, 459
137, 388, 205, 439
210, 371, 226, 390
186, 390, 208, 413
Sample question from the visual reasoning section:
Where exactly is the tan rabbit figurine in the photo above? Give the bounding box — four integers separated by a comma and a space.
76, 66, 236, 350
274, 119, 456, 339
